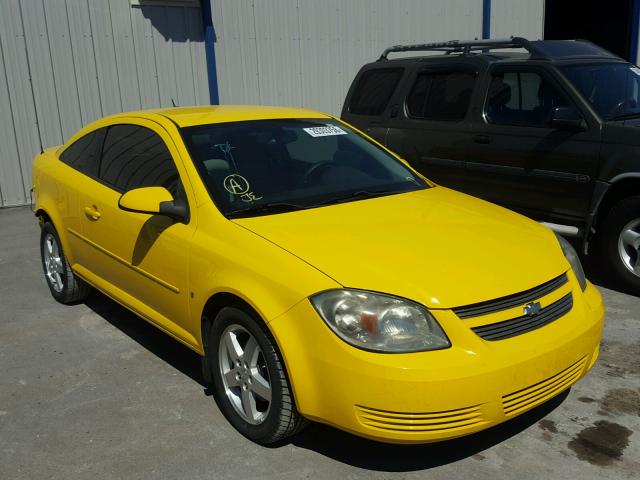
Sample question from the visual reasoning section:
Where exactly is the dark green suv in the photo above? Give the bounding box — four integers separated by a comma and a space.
342, 37, 640, 293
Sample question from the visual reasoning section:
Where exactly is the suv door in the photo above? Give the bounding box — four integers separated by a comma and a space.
342, 67, 404, 143
464, 65, 601, 225
384, 65, 480, 191
75, 119, 198, 346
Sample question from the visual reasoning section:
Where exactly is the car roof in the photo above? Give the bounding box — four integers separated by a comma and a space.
124, 105, 332, 127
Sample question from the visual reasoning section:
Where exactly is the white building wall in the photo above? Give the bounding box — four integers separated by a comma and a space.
490, 0, 545, 40
213, 0, 495, 117
0, 0, 209, 207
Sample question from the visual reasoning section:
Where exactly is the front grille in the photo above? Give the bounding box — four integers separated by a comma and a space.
471, 293, 572, 341
502, 357, 586, 416
453, 273, 568, 319
355, 404, 484, 433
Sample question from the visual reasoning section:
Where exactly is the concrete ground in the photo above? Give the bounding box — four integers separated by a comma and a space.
1, 205, 639, 480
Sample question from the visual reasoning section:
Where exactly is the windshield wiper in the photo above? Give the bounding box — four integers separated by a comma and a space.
608, 112, 640, 121
316, 189, 400, 207
226, 202, 310, 219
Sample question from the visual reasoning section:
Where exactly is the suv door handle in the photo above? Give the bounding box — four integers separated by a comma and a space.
474, 134, 492, 144
84, 205, 101, 221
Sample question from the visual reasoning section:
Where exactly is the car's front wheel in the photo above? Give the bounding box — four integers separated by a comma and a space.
600, 195, 640, 293
206, 306, 307, 445
40, 221, 91, 304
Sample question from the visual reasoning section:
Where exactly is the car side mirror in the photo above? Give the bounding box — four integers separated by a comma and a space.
118, 186, 188, 222
550, 106, 587, 131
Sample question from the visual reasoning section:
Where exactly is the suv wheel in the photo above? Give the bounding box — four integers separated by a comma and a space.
205, 306, 307, 445
600, 196, 640, 293
40, 222, 91, 304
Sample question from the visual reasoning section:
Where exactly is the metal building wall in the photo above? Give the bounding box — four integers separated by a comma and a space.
213, 0, 489, 117
0, 0, 209, 208
490, 0, 544, 39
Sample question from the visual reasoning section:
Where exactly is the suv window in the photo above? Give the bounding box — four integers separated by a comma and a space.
349, 68, 403, 115
100, 124, 181, 194
406, 71, 475, 121
486, 71, 569, 127
59, 129, 106, 177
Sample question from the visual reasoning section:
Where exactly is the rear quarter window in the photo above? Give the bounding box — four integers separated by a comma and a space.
349, 68, 403, 116
406, 71, 476, 121
59, 129, 105, 177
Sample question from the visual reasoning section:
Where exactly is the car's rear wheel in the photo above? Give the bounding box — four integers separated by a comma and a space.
600, 195, 640, 293
40, 221, 91, 304
206, 306, 307, 445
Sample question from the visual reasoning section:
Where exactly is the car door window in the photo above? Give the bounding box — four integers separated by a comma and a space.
59, 129, 106, 177
349, 68, 404, 115
486, 71, 569, 127
99, 124, 181, 195
406, 71, 475, 121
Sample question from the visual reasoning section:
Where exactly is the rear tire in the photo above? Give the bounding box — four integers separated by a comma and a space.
599, 195, 640, 294
205, 306, 307, 445
40, 221, 91, 304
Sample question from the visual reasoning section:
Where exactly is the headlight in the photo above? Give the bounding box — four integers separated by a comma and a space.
310, 289, 450, 353
555, 233, 587, 291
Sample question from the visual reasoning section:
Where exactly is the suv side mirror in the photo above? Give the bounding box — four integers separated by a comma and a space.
551, 106, 587, 131
118, 186, 188, 222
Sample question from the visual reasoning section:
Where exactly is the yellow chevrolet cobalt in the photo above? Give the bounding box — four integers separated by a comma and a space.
32, 106, 604, 445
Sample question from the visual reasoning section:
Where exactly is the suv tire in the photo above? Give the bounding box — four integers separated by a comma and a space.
600, 195, 640, 293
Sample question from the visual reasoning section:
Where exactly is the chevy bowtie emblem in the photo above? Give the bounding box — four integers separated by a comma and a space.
523, 301, 542, 316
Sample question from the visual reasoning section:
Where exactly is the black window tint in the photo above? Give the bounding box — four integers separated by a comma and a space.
59, 129, 105, 176
100, 125, 180, 194
406, 72, 475, 121
486, 72, 569, 127
349, 68, 403, 115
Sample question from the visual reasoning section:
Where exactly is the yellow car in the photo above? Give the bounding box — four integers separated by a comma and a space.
32, 106, 604, 445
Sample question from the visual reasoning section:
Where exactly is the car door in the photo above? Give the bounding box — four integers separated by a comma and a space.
464, 65, 601, 224
384, 65, 480, 191
74, 118, 198, 346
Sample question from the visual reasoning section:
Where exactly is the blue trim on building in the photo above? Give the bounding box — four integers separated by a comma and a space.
630, 0, 640, 64
201, 0, 220, 104
482, 0, 491, 39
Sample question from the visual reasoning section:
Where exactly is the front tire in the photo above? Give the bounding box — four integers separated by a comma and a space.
206, 306, 307, 445
40, 222, 91, 304
599, 195, 640, 293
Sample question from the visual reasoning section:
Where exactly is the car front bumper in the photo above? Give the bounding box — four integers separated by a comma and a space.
268, 276, 605, 444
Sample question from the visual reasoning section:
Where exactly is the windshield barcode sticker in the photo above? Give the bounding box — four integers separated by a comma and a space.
303, 125, 348, 137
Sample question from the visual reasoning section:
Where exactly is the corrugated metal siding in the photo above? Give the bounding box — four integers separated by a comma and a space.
213, 0, 487, 117
490, 0, 545, 40
0, 0, 209, 207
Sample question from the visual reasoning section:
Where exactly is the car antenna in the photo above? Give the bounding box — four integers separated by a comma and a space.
171, 98, 178, 107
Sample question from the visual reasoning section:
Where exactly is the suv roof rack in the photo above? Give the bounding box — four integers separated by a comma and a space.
378, 37, 542, 61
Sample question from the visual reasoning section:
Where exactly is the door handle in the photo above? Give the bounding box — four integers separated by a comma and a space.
84, 205, 101, 221
474, 134, 492, 144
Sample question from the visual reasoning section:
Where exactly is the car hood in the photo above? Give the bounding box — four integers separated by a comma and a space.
233, 187, 568, 309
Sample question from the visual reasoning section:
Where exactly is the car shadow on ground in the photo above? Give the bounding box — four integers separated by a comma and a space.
84, 290, 570, 471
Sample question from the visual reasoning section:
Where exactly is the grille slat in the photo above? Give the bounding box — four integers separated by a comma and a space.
453, 273, 568, 319
502, 357, 586, 416
355, 405, 485, 433
472, 293, 572, 341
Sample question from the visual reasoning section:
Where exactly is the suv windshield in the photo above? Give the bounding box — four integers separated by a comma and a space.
181, 119, 426, 217
561, 63, 640, 121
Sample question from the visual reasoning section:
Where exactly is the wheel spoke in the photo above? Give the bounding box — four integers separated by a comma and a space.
224, 368, 241, 388
622, 228, 640, 249
243, 336, 259, 364
250, 372, 271, 401
241, 387, 258, 421
54, 272, 63, 288
46, 238, 53, 255
224, 331, 243, 360
55, 258, 64, 273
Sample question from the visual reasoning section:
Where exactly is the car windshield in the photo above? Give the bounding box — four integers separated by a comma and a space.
561, 63, 640, 121
181, 119, 427, 217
